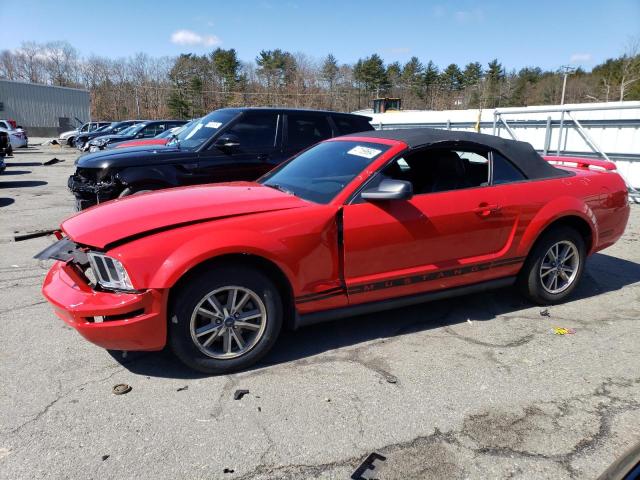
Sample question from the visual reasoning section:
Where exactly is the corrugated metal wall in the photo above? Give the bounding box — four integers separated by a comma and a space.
0, 80, 90, 137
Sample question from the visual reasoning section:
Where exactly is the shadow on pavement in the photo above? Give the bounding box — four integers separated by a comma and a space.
1, 170, 32, 175
0, 180, 47, 188
0, 198, 15, 207
112, 252, 640, 379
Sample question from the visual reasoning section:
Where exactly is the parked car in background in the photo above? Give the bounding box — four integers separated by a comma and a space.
74, 121, 141, 151
40, 128, 630, 373
0, 120, 28, 152
87, 120, 188, 152
0, 130, 9, 160
68, 108, 374, 209
59, 121, 111, 146
109, 119, 198, 149
0, 128, 27, 155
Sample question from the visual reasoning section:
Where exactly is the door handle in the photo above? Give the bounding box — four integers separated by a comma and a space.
473, 203, 501, 217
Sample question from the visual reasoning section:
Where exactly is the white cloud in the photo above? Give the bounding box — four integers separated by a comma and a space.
170, 29, 221, 47
454, 8, 484, 23
569, 53, 592, 63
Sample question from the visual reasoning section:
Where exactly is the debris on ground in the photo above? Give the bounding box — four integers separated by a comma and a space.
257, 407, 261, 412
467, 319, 473, 325
233, 389, 249, 400
43, 157, 63, 165
176, 386, 188, 392
325, 398, 331, 402
112, 384, 132, 395
385, 375, 398, 384
46, 139, 59, 145
14, 229, 57, 242
101, 455, 110, 461
540, 309, 551, 317
223, 468, 235, 473
351, 452, 387, 479
553, 327, 576, 335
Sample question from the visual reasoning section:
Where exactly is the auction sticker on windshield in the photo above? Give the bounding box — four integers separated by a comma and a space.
206, 121, 222, 129
347, 145, 382, 159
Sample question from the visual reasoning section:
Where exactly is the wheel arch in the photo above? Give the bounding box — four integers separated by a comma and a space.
167, 253, 297, 330
522, 214, 595, 262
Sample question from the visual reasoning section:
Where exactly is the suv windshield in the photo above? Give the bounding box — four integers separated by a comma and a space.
118, 124, 143, 136
169, 110, 238, 150
260, 140, 389, 204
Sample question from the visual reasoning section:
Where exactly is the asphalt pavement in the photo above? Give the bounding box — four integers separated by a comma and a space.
1, 142, 639, 479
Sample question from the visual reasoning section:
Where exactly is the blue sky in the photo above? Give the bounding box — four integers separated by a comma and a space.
1, 0, 638, 71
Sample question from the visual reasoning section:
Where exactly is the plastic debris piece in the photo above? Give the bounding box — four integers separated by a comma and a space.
223, 468, 234, 473
385, 375, 398, 384
553, 327, 576, 335
257, 406, 261, 412
43, 157, 63, 165
176, 386, 188, 392
101, 455, 110, 461
233, 389, 249, 400
540, 309, 550, 317
112, 384, 132, 395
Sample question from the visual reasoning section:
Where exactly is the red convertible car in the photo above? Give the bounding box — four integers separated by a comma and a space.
38, 129, 630, 373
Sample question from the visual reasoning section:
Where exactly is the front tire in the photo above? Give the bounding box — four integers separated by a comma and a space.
169, 265, 283, 374
518, 227, 586, 305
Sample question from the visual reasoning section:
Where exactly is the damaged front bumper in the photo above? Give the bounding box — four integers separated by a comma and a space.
68, 172, 120, 210
39, 238, 167, 351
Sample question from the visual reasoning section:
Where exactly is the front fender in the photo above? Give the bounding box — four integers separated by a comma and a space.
116, 165, 180, 188
515, 195, 598, 258
150, 229, 297, 289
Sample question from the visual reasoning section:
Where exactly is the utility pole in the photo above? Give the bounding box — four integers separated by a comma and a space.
559, 65, 576, 105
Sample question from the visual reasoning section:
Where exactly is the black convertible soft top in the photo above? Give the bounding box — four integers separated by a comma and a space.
346, 127, 568, 180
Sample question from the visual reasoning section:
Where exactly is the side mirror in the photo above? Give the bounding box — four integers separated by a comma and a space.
361, 179, 413, 201
214, 134, 240, 149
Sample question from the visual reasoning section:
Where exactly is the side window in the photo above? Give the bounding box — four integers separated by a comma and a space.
334, 116, 372, 135
285, 114, 332, 148
225, 112, 279, 149
492, 152, 526, 184
360, 147, 490, 199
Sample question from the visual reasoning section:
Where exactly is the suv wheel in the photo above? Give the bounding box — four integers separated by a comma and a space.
518, 226, 586, 305
169, 266, 283, 374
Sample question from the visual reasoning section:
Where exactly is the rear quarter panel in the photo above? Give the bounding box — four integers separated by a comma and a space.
500, 167, 629, 258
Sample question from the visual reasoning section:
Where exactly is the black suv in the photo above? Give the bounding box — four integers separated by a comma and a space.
68, 108, 373, 210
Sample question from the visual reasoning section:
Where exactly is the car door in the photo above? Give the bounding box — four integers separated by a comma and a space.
283, 113, 333, 161
341, 145, 521, 304
196, 111, 281, 183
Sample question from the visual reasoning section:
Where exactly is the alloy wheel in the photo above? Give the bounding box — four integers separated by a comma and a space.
539, 240, 580, 294
189, 286, 267, 359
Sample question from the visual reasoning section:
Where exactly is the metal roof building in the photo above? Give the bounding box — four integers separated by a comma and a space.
0, 80, 90, 137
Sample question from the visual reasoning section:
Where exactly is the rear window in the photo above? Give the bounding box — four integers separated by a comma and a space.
285, 114, 332, 148
333, 116, 373, 135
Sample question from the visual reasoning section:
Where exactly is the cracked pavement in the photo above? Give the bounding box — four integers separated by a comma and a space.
1, 143, 639, 479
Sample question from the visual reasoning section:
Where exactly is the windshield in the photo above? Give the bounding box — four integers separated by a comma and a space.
168, 111, 237, 150
117, 124, 143, 136
260, 140, 389, 204
157, 119, 196, 139
95, 124, 111, 132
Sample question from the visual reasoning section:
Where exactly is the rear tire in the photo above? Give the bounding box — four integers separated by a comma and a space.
518, 226, 586, 305
169, 265, 283, 374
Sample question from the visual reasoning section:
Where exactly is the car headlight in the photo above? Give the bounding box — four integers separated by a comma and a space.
87, 252, 135, 291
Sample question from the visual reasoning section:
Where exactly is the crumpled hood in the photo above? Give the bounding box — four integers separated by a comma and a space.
61, 182, 309, 249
